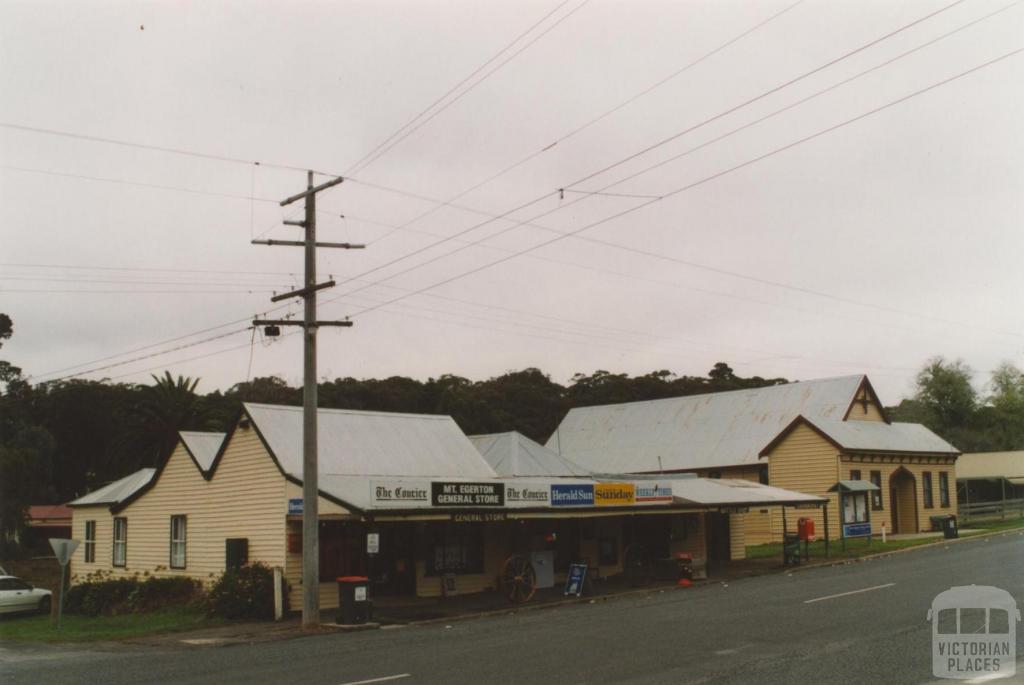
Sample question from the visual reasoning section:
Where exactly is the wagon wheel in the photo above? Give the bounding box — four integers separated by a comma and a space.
623, 543, 653, 587
500, 555, 537, 604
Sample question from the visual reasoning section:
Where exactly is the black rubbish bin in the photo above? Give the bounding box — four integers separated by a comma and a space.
336, 576, 372, 625
941, 515, 958, 539
929, 515, 958, 538
783, 533, 802, 566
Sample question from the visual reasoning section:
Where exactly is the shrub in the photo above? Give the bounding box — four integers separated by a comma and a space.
65, 575, 203, 616
66, 578, 137, 616
129, 576, 202, 612
206, 563, 274, 620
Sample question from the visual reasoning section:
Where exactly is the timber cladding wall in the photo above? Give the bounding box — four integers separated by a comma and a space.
71, 426, 289, 584
767, 423, 842, 541
69, 505, 112, 582
838, 457, 957, 535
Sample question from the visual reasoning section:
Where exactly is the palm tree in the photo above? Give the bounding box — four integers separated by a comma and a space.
112, 372, 213, 470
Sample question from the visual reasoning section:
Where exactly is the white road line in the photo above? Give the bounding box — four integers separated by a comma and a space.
339, 674, 411, 685
803, 583, 896, 604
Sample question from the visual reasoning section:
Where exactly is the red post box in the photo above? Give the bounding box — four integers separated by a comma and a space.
798, 517, 815, 542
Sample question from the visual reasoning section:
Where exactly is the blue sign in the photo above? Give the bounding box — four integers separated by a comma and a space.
551, 484, 594, 506
288, 498, 303, 515
843, 522, 871, 538
565, 563, 588, 596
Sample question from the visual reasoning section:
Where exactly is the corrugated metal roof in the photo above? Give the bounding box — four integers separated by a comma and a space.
244, 403, 496, 479
469, 432, 591, 477
68, 468, 156, 507
956, 451, 1024, 480
179, 431, 226, 474
808, 418, 958, 455
828, 479, 880, 493
547, 375, 868, 472
670, 478, 826, 506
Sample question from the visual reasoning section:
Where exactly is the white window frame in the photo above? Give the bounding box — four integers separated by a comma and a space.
113, 517, 127, 567
84, 520, 96, 563
170, 515, 187, 569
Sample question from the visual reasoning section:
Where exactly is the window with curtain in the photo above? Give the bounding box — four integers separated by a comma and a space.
170, 515, 187, 569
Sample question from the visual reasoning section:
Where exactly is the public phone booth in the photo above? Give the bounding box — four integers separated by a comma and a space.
828, 480, 880, 551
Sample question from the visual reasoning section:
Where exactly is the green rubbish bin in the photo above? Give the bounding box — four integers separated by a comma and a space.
336, 576, 372, 625
930, 514, 958, 539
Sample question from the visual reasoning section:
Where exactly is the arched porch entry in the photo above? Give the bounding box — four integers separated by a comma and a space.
889, 467, 918, 534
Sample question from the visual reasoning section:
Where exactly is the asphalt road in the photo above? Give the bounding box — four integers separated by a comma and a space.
4, 531, 1023, 685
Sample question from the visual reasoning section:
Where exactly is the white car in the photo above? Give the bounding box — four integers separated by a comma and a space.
0, 575, 52, 615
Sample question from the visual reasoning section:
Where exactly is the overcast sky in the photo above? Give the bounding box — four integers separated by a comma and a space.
1, 0, 1022, 406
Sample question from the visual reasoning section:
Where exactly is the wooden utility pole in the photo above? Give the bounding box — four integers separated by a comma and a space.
253, 171, 363, 627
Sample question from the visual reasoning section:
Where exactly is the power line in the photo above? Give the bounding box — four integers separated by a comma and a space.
34, 328, 253, 384
325, 0, 970, 307
4, 289, 277, 295
0, 275, 296, 288
343, 0, 574, 174
340, 0, 804, 245
8, 1, 1003, 382
0, 164, 281, 203
344, 0, 591, 176
0, 122, 308, 173
341, 47, 1024, 335
327, 1, 1024, 340
0, 261, 299, 278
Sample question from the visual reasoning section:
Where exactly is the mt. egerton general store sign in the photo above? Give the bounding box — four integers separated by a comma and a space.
367, 479, 673, 510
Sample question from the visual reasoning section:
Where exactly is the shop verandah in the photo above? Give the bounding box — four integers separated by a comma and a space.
283, 476, 827, 614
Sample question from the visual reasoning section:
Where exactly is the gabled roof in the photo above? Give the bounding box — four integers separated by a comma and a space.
68, 468, 156, 507
244, 403, 496, 479
469, 431, 591, 477
179, 431, 226, 475
547, 375, 871, 472
761, 416, 959, 457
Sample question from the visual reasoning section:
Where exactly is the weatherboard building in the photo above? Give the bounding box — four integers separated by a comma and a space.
68, 404, 824, 610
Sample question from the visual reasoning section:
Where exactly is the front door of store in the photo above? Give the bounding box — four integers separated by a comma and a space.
373, 524, 416, 596
706, 512, 731, 561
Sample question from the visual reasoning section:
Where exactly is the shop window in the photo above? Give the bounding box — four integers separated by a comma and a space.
426, 523, 484, 576
170, 515, 187, 569
598, 537, 618, 566
939, 472, 950, 508
113, 517, 127, 567
923, 472, 934, 509
84, 521, 96, 563
320, 522, 364, 579
870, 471, 883, 510
671, 515, 688, 541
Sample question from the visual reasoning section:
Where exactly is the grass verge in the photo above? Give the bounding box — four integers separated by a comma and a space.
746, 535, 937, 561
746, 516, 1024, 562
0, 607, 222, 643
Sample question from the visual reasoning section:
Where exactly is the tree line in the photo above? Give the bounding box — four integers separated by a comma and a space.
2, 309, 1023, 552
